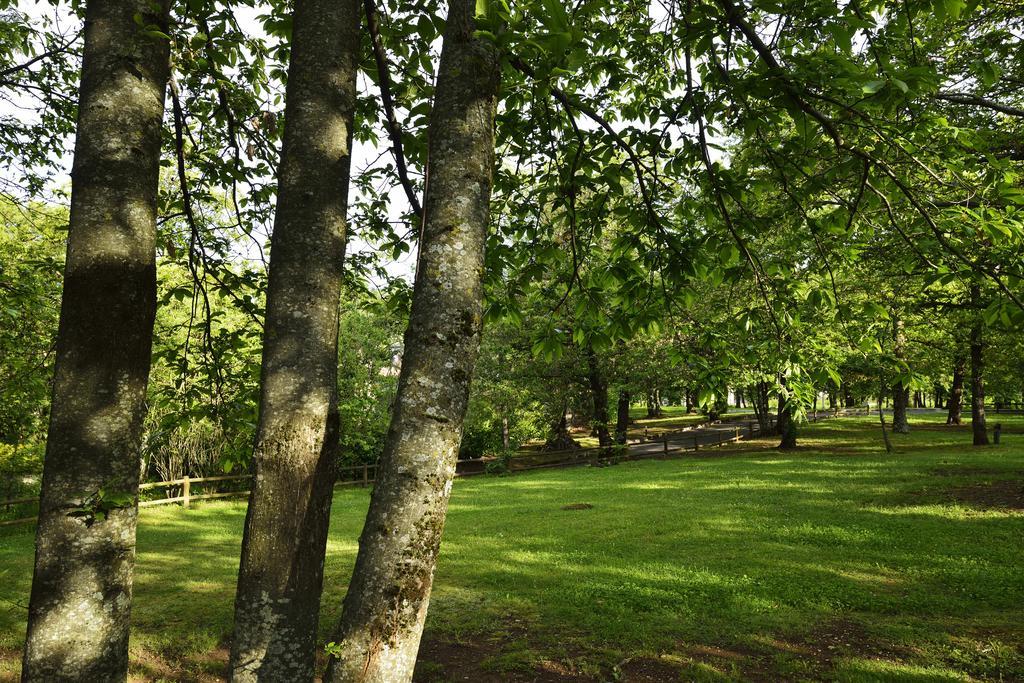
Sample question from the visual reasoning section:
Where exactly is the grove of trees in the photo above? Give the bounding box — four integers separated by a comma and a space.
0, 0, 1021, 679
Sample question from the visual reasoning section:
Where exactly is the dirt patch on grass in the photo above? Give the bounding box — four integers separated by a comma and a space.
414, 633, 599, 683
930, 465, 1023, 477
893, 470, 1024, 511
679, 641, 773, 681
561, 503, 594, 510
679, 618, 915, 681
946, 480, 1024, 510
792, 618, 907, 664
129, 645, 229, 682
615, 655, 686, 681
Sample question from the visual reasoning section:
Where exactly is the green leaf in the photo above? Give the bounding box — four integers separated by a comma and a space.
862, 80, 886, 94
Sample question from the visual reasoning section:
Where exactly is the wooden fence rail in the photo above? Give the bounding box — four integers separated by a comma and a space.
0, 406, 872, 526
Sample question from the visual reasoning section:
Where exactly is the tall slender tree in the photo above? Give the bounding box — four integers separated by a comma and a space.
615, 390, 630, 444
586, 349, 612, 449
20, 0, 171, 678
969, 283, 988, 446
947, 354, 965, 425
229, 0, 360, 678
891, 315, 910, 434
324, 1, 501, 678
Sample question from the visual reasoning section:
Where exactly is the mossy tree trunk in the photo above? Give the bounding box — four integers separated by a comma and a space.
21, 0, 171, 678
229, 0, 359, 679
946, 354, 965, 425
323, 3, 500, 679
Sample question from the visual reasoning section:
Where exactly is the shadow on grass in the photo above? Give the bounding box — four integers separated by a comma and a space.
1, 417, 1022, 681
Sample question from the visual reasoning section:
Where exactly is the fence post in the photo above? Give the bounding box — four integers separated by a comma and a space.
362, 464, 369, 487
663, 438, 669, 456
694, 434, 700, 451
182, 476, 190, 508
748, 421, 754, 438
735, 427, 739, 442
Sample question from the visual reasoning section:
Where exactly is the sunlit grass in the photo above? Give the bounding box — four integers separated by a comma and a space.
0, 411, 1021, 680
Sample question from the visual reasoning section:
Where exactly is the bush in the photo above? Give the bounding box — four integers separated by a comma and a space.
0, 441, 43, 500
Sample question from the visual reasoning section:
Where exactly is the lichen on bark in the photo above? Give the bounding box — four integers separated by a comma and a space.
324, 2, 501, 680
229, 0, 360, 679
21, 0, 171, 679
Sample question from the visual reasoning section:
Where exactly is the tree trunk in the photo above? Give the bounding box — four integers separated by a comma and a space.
843, 381, 855, 408
947, 355, 965, 425
615, 390, 630, 445
324, 4, 500, 679
970, 284, 988, 446
229, 0, 359, 678
586, 350, 612, 448
891, 316, 910, 434
777, 377, 797, 449
685, 388, 696, 413
752, 381, 771, 432
21, 1, 170, 679
501, 415, 510, 451
878, 379, 893, 454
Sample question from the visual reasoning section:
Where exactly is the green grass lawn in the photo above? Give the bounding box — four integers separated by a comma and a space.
2, 412, 1022, 681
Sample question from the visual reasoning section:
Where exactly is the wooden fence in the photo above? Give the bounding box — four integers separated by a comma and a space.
0, 406, 871, 527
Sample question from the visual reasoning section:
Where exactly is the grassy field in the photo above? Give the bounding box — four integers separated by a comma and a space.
1, 412, 1022, 681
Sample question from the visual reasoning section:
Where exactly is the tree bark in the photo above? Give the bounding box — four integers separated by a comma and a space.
229, 0, 359, 678
970, 284, 988, 446
891, 316, 910, 434
947, 354, 965, 424
21, 1, 171, 679
777, 377, 797, 449
752, 381, 771, 432
324, 4, 500, 679
615, 390, 630, 445
586, 349, 612, 448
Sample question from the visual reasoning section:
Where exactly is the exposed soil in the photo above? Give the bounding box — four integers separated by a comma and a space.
946, 480, 1024, 510
129, 645, 229, 682
615, 655, 686, 681
674, 618, 916, 682
561, 503, 594, 510
414, 635, 599, 682
930, 465, 1023, 477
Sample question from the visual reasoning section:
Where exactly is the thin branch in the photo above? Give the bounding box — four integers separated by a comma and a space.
365, 0, 423, 217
